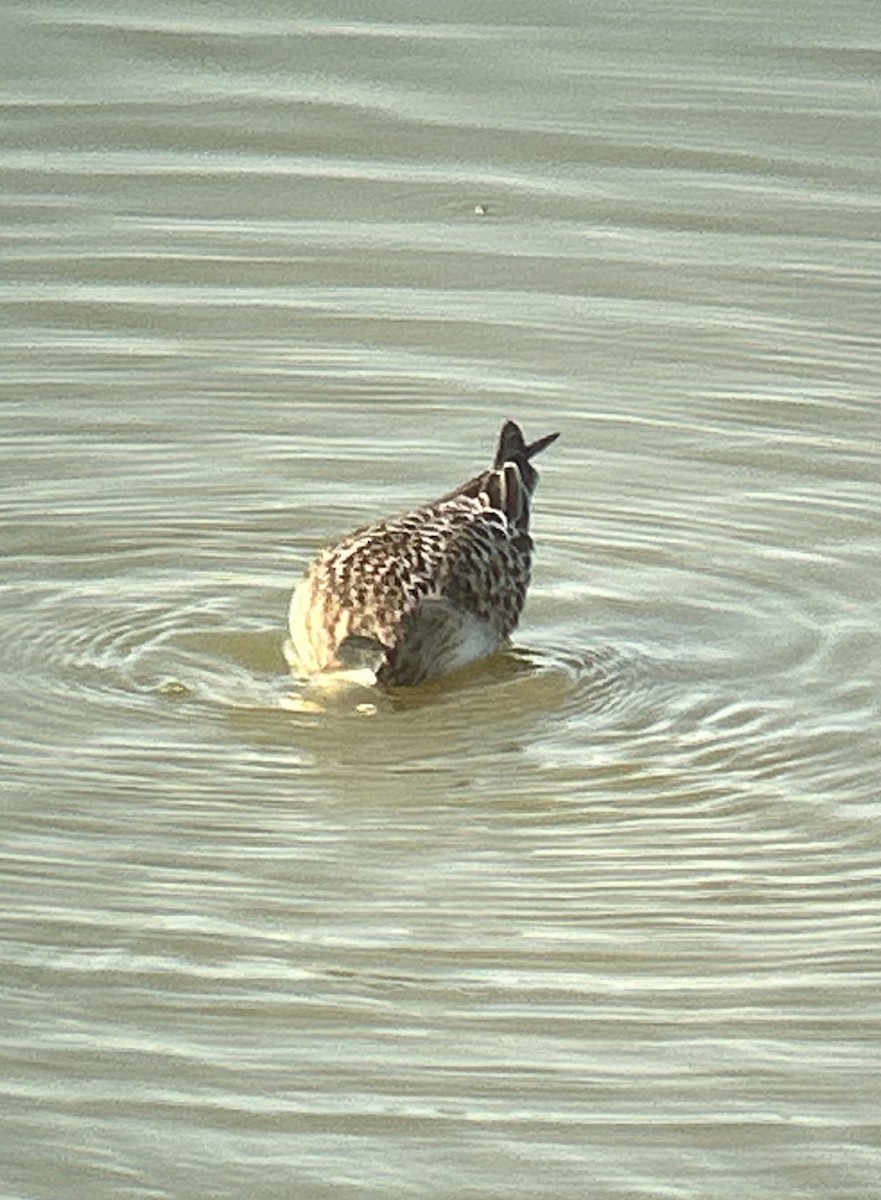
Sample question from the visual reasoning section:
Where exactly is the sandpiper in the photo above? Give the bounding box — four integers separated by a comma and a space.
286, 420, 559, 687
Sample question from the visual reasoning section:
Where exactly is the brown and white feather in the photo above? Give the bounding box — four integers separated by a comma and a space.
287, 420, 558, 686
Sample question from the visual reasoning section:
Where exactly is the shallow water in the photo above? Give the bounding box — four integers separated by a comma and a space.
2, 2, 881, 1197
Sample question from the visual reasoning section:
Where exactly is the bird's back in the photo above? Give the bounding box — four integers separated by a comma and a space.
287, 420, 558, 686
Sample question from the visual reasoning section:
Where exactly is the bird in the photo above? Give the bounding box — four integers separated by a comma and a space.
286, 419, 559, 687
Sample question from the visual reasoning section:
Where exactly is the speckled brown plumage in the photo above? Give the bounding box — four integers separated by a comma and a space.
287, 420, 559, 686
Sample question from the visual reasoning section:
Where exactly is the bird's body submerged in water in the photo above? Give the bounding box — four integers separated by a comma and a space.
286, 420, 559, 687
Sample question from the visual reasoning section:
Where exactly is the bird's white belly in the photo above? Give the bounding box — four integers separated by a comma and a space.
441, 611, 500, 673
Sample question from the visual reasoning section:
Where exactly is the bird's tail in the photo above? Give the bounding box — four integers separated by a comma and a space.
493, 420, 559, 480
438, 420, 559, 530
481, 420, 559, 529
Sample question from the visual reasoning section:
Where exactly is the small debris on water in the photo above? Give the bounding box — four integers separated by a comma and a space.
157, 679, 192, 700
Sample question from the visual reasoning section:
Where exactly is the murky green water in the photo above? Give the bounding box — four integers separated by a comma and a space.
2, 2, 880, 1197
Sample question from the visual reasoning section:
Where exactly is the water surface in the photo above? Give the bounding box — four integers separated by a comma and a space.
2, 2, 880, 1197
